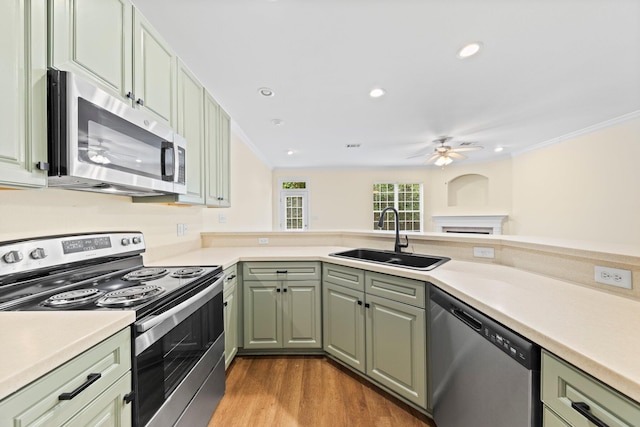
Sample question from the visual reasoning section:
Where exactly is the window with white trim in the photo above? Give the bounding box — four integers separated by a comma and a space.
279, 179, 309, 231
373, 183, 423, 232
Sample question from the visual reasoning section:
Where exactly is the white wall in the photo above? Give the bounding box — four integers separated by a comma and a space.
202, 131, 273, 231
271, 159, 513, 232
511, 117, 640, 245
0, 188, 204, 257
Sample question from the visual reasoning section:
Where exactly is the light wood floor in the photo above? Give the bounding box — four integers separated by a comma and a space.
208, 355, 436, 427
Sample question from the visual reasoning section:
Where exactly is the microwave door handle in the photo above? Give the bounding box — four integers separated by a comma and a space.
160, 141, 175, 181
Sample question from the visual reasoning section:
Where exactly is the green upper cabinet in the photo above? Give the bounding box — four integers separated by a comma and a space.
135, 64, 232, 207
205, 94, 231, 208
175, 60, 206, 204
0, 0, 48, 188
205, 94, 231, 207
132, 11, 176, 125
49, 0, 176, 126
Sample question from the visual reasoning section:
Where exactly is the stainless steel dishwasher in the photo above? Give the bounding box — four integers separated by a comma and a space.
430, 285, 541, 427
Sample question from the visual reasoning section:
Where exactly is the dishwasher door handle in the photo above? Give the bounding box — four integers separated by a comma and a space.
451, 307, 482, 331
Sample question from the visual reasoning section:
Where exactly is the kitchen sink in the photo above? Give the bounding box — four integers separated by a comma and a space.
329, 248, 450, 271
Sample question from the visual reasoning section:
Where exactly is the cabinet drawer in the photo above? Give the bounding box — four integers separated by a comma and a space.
243, 262, 321, 281
224, 264, 238, 292
365, 271, 426, 308
0, 327, 131, 425
542, 351, 640, 427
323, 263, 364, 291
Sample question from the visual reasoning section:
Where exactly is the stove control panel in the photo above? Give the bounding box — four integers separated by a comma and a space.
0, 232, 145, 277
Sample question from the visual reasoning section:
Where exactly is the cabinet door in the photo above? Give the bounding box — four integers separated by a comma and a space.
133, 10, 176, 126
0, 0, 47, 188
323, 282, 365, 372
243, 280, 282, 349
224, 283, 238, 369
282, 281, 321, 348
216, 106, 231, 207
204, 93, 222, 206
366, 294, 427, 408
543, 406, 570, 427
62, 372, 132, 427
49, 0, 133, 100
176, 59, 206, 204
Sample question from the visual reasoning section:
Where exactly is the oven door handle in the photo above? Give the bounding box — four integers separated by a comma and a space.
136, 275, 223, 334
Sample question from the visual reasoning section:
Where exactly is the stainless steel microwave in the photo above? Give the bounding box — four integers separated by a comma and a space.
47, 69, 186, 197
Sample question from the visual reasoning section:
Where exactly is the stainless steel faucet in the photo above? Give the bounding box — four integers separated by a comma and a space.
377, 207, 409, 253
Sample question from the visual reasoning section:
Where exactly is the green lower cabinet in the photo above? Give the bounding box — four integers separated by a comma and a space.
543, 406, 570, 427
365, 293, 426, 408
322, 263, 428, 409
243, 263, 322, 351
223, 265, 239, 369
0, 328, 132, 426
323, 282, 366, 372
244, 280, 281, 348
63, 372, 132, 427
541, 350, 640, 426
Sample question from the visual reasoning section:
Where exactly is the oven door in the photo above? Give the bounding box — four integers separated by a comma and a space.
133, 275, 224, 427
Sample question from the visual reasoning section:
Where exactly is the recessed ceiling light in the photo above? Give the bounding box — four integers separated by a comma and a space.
457, 42, 482, 59
286, 150, 294, 156
369, 88, 386, 98
494, 146, 504, 152
271, 119, 284, 126
258, 87, 275, 97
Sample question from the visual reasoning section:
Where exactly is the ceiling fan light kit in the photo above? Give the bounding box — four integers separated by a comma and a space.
434, 156, 453, 167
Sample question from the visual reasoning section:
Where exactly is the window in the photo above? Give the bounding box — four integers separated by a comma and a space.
279, 179, 309, 231
373, 183, 422, 232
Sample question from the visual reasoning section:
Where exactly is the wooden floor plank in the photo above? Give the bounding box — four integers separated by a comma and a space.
208, 356, 436, 427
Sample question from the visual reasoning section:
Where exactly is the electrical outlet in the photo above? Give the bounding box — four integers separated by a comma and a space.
595, 266, 632, 289
218, 213, 227, 223
473, 246, 495, 259
177, 223, 184, 237
258, 238, 269, 245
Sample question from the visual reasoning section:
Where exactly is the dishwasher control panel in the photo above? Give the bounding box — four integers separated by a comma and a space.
431, 285, 540, 370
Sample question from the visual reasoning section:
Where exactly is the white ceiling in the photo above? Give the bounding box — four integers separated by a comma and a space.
132, 0, 640, 169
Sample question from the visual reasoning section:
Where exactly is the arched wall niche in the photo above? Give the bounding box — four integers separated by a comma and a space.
447, 174, 489, 207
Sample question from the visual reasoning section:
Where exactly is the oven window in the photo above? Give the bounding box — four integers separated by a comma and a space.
77, 98, 167, 179
136, 292, 223, 426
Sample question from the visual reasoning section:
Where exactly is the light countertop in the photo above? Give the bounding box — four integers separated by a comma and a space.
151, 246, 640, 403
0, 311, 135, 400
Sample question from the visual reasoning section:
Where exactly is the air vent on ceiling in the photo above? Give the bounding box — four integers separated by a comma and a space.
345, 144, 361, 148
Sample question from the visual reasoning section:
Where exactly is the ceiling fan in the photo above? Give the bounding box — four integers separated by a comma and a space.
409, 136, 484, 166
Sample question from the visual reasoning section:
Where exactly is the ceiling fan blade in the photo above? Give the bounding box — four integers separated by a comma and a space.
407, 148, 433, 159
425, 153, 441, 164
450, 146, 484, 153
448, 152, 467, 160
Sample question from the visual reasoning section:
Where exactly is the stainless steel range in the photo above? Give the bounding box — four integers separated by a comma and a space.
0, 232, 225, 427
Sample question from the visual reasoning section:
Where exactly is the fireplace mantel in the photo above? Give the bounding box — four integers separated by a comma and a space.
432, 215, 508, 235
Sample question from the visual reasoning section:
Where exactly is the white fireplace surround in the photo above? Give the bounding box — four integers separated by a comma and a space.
432, 215, 508, 235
